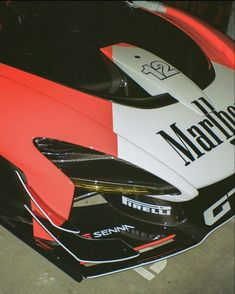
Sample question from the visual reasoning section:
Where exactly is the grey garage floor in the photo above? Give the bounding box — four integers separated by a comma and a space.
0, 219, 234, 294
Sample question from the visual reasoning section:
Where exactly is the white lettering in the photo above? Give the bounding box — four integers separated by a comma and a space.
122, 196, 172, 216
93, 231, 102, 238
204, 195, 231, 226
92, 225, 135, 238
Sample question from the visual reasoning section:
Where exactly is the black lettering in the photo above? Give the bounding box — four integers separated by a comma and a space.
207, 113, 233, 139
198, 119, 223, 145
199, 97, 215, 111
191, 97, 215, 115
193, 98, 234, 136
157, 123, 205, 166
158, 101, 234, 166
187, 125, 218, 151
212, 110, 235, 134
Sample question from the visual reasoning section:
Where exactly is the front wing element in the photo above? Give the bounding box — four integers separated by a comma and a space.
0, 173, 234, 281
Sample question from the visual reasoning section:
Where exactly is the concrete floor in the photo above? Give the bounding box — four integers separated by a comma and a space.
0, 219, 234, 294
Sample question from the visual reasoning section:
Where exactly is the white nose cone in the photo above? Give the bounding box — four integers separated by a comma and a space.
101, 42, 214, 115
101, 44, 234, 202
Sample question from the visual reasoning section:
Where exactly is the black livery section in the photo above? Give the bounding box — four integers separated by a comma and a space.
0, 156, 234, 281
0, 1, 214, 108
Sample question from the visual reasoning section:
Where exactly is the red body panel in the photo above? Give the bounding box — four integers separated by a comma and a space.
144, 5, 235, 69
0, 64, 117, 238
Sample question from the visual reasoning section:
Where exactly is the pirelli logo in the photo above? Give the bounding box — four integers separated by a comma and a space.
122, 196, 172, 216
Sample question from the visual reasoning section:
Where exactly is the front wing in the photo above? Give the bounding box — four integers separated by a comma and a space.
0, 168, 234, 281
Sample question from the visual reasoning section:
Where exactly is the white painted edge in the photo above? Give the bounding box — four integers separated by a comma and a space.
15, 170, 81, 234
24, 205, 139, 264
87, 215, 235, 278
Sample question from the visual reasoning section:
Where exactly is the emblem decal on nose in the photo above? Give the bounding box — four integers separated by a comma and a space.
142, 60, 179, 80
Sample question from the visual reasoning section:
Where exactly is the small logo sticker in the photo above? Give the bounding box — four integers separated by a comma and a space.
82, 224, 135, 239
142, 60, 179, 80
122, 196, 172, 216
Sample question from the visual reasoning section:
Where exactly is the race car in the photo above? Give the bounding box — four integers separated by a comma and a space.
0, 1, 234, 281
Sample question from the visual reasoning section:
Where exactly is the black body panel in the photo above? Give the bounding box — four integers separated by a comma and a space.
0, 1, 215, 108
0, 163, 234, 280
